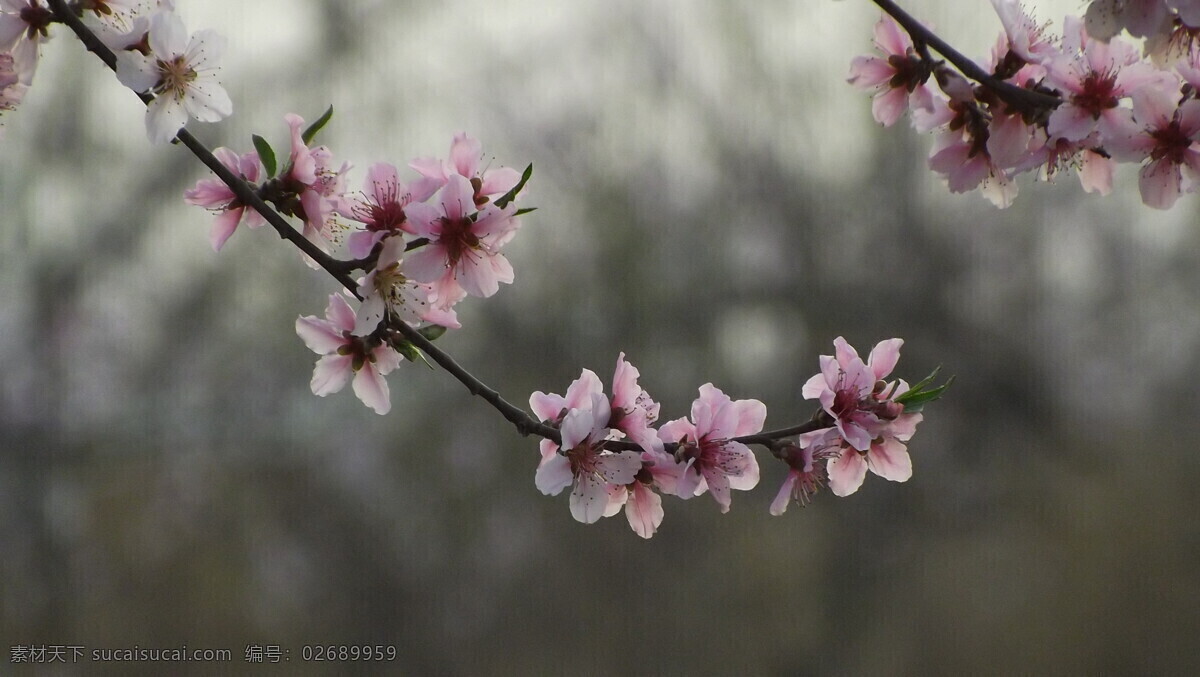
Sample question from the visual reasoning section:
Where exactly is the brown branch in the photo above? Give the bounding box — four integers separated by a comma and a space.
870, 0, 1061, 113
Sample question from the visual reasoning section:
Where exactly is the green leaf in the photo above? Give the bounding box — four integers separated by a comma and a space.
894, 373, 955, 413
494, 163, 533, 209
513, 207, 537, 217
252, 134, 277, 178
394, 340, 421, 363
418, 324, 447, 342
900, 365, 942, 395
302, 105, 334, 145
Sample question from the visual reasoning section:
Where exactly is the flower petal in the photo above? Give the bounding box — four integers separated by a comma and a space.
535, 453, 573, 496
351, 365, 391, 414
868, 438, 913, 482
625, 483, 663, 539
827, 449, 868, 497
569, 473, 610, 524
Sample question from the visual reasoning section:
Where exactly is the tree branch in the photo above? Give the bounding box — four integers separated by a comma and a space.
870, 0, 1061, 113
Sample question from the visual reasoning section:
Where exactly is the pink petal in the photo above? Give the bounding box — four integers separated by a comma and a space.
371, 345, 402, 375
731, 398, 767, 437
801, 372, 828, 399
439, 175, 475, 222
569, 473, 610, 524
402, 244, 450, 284
603, 485, 626, 518
873, 15, 912, 56
480, 166, 521, 196
833, 336, 859, 366
673, 460, 702, 499
702, 466, 733, 513
535, 453, 573, 495
1047, 105, 1095, 142
770, 471, 799, 516
295, 316, 343, 354
596, 451, 643, 485
1178, 99, 1200, 137
564, 369, 604, 409
1139, 158, 1182, 209
457, 255, 501, 298
657, 417, 695, 445
1132, 87, 1177, 131
724, 443, 760, 491
448, 133, 481, 178
847, 56, 895, 90
352, 292, 385, 337
867, 338, 903, 380
209, 207, 243, 251
310, 354, 352, 396
625, 483, 663, 539
1078, 150, 1114, 195
529, 391, 567, 422
559, 407, 595, 450
867, 438, 913, 482
872, 87, 909, 127
351, 365, 391, 414
827, 449, 868, 497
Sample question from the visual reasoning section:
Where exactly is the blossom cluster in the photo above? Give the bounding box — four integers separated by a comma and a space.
849, 0, 1200, 209
529, 339, 937, 538
1, 1, 232, 143
186, 120, 527, 415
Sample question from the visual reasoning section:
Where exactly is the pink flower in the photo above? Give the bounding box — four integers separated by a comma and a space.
769, 430, 839, 516
801, 337, 905, 452
1105, 85, 1200, 208
353, 235, 460, 336
115, 10, 232, 144
299, 146, 351, 256
927, 108, 1023, 208
533, 393, 642, 524
530, 368, 604, 427
608, 352, 662, 453
847, 15, 936, 127
826, 409, 922, 497
1045, 16, 1171, 143
1030, 135, 1116, 196
340, 162, 438, 259
183, 147, 265, 251
295, 294, 402, 415
403, 174, 519, 299
990, 0, 1058, 65
801, 337, 923, 496
411, 132, 521, 207
657, 383, 765, 513
0, 0, 52, 83
603, 448, 687, 539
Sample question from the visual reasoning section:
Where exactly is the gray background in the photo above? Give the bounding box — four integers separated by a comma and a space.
2, 1, 1197, 673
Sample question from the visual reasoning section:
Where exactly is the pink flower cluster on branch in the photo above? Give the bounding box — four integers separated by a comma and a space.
31, 0, 952, 534
529, 341, 947, 537
854, 0, 1200, 209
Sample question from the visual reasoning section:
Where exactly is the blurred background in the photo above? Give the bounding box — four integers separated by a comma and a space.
2, 0, 1198, 673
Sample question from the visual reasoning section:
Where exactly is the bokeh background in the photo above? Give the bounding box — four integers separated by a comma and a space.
3, 0, 1199, 673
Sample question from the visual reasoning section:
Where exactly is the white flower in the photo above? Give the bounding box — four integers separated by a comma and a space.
116, 10, 231, 144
